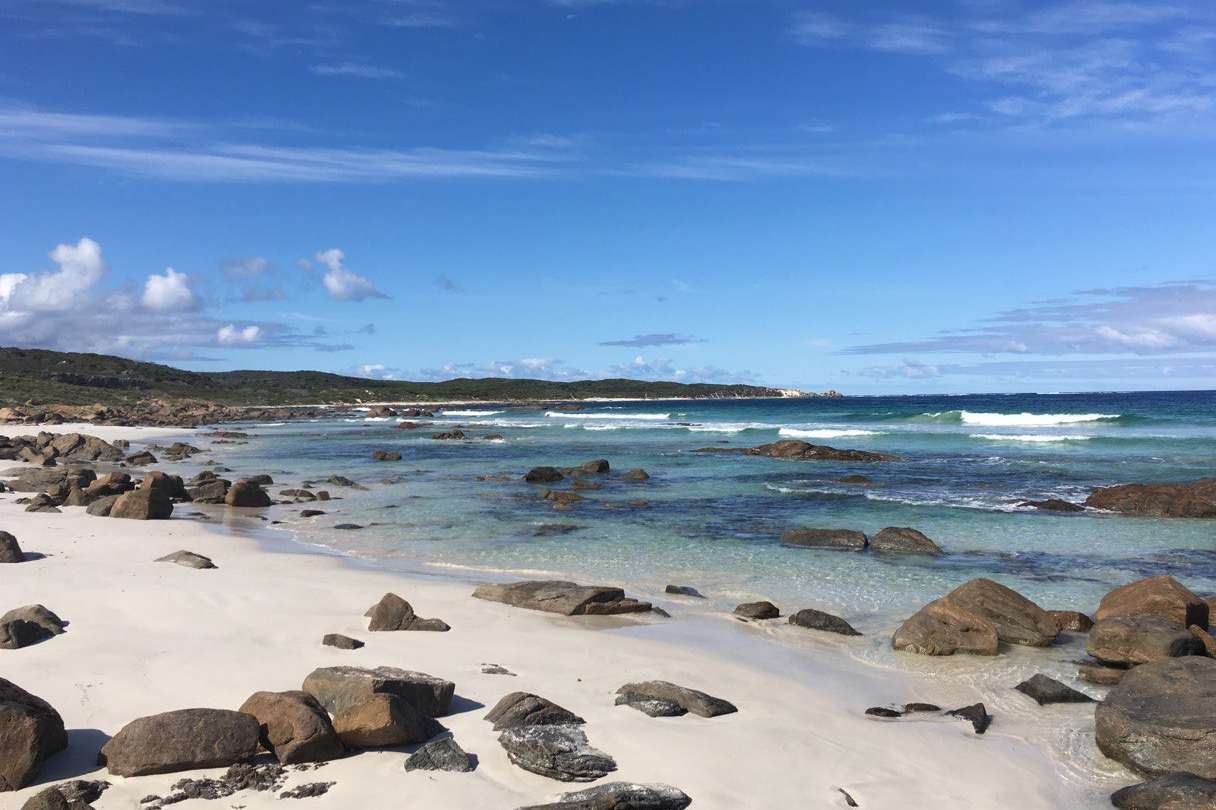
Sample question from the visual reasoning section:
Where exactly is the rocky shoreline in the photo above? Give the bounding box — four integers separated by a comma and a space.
4, 424, 1216, 808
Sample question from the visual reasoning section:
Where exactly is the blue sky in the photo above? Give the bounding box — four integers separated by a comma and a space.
1, 0, 1214, 394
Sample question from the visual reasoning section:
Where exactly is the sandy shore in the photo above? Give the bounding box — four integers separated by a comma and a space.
1, 426, 1099, 809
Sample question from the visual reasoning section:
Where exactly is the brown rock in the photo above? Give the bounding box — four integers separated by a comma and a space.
485, 692, 584, 730
302, 665, 454, 719
1079, 662, 1127, 685
1049, 610, 1095, 633
366, 593, 449, 632
472, 581, 651, 616
331, 694, 430, 748
224, 479, 272, 508
0, 531, 23, 563
1087, 616, 1206, 666
893, 597, 999, 656
780, 528, 867, 552
695, 439, 898, 462
237, 691, 344, 765
733, 601, 780, 620
0, 678, 67, 791
1096, 576, 1209, 629
941, 578, 1057, 647
869, 527, 943, 555
97, 708, 260, 777
1086, 479, 1216, 518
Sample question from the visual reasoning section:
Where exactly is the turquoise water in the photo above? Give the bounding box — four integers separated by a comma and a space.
207, 391, 1216, 626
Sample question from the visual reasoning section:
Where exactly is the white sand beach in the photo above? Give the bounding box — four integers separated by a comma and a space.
1, 425, 1101, 809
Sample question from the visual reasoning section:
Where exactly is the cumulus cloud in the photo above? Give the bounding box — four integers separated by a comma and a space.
141, 266, 196, 311
316, 248, 387, 301
0, 237, 105, 312
216, 324, 261, 345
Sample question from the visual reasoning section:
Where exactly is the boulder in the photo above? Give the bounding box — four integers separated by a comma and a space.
1049, 610, 1094, 633
542, 490, 584, 510
1086, 479, 1216, 518
696, 439, 898, 462
109, 483, 172, 520
431, 430, 466, 440
472, 581, 652, 616
237, 691, 344, 765
664, 585, 703, 598
1013, 674, 1095, 705
98, 708, 260, 777
0, 531, 23, 563
224, 480, 272, 508
781, 528, 867, 552
517, 783, 692, 810
0, 678, 67, 791
1110, 772, 1216, 809
371, 451, 401, 462
525, 467, 565, 484
567, 459, 609, 475
0, 605, 66, 650
84, 495, 119, 517
612, 681, 736, 718
302, 665, 454, 718
25, 494, 61, 513
892, 598, 999, 656
1096, 576, 1209, 629
331, 693, 431, 748
187, 479, 230, 504
322, 634, 363, 650
621, 469, 650, 481
1080, 662, 1128, 686
937, 578, 1057, 647
366, 593, 449, 632
1192, 625, 1216, 656
404, 737, 472, 772
733, 601, 780, 620
486, 692, 584, 730
155, 550, 216, 570
124, 450, 157, 466
1019, 498, 1085, 513
870, 527, 943, 555
18, 779, 108, 810
947, 703, 992, 734
497, 725, 615, 782
1096, 657, 1216, 777
789, 608, 861, 636
1087, 616, 1205, 667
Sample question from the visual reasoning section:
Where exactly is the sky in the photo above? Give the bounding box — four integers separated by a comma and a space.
1, 0, 1214, 395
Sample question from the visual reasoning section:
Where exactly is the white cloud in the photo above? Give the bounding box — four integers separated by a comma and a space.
316, 248, 386, 301
309, 62, 404, 80
141, 266, 195, 311
0, 236, 105, 312
216, 324, 261, 345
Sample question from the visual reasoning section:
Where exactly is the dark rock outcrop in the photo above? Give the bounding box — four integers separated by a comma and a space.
0, 678, 67, 791
525, 467, 564, 484
695, 439, 898, 462
485, 692, 584, 730
621, 469, 650, 481
947, 703, 992, 734
789, 608, 861, 636
664, 585, 704, 598
613, 681, 737, 718
0, 605, 66, 650
224, 479, 272, 508
18, 779, 108, 810
155, 550, 216, 570
781, 528, 867, 551
98, 708, 261, 777
870, 527, 943, 555
472, 581, 651, 616
1019, 498, 1085, 513
1086, 479, 1216, 518
371, 451, 401, 462
1096, 657, 1216, 778
1110, 772, 1216, 809
517, 783, 692, 810
733, 601, 780, 620
0, 531, 23, 563
237, 691, 344, 765
366, 593, 450, 632
404, 737, 472, 772
1013, 674, 1095, 705
497, 725, 615, 782
322, 634, 363, 650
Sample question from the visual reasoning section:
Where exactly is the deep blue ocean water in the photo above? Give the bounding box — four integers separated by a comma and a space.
210, 390, 1216, 625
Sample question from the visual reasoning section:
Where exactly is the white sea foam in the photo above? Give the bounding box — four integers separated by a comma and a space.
971, 433, 1091, 443
584, 425, 623, 431
545, 411, 670, 420
956, 411, 1119, 427
442, 410, 504, 417
778, 428, 884, 439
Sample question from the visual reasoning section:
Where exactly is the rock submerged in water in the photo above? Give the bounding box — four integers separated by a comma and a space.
870, 527, 943, 555
1096, 657, 1216, 778
404, 737, 472, 773
947, 703, 992, 734
237, 690, 344, 765
371, 450, 402, 461
894, 578, 1056, 656
517, 782, 692, 810
1110, 772, 1216, 809
486, 692, 585, 730
781, 528, 867, 552
695, 439, 899, 462
733, 600, 780, 620
0, 677, 67, 792
789, 608, 861, 636
1086, 479, 1216, 518
497, 725, 616, 782
1013, 674, 1094, 705
1019, 498, 1085, 513
665, 585, 704, 598
472, 580, 652, 616
525, 467, 565, 484
98, 708, 261, 777
613, 681, 737, 718
1095, 576, 1209, 629
366, 593, 450, 632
